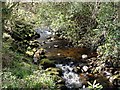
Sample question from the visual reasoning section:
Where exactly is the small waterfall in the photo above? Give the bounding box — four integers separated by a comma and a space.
56, 62, 82, 89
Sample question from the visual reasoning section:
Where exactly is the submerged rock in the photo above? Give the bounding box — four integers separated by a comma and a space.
57, 84, 67, 90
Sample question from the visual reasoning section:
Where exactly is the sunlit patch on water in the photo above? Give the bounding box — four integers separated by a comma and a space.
56, 62, 82, 89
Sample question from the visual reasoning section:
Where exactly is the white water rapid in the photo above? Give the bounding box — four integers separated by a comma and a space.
56, 62, 82, 89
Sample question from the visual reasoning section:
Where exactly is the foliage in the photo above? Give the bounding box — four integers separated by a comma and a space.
2, 2, 18, 21
2, 2, 120, 89
87, 80, 103, 90
2, 2, 18, 31
96, 3, 119, 66
2, 71, 21, 88
2, 40, 57, 89
2, 2, 40, 54
35, 2, 119, 60
2, 43, 56, 89
2, 70, 56, 89
25, 70, 56, 89
36, 2, 97, 47
40, 59, 54, 65
10, 20, 40, 52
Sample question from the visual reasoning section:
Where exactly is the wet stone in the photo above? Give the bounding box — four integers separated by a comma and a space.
46, 36, 51, 39
51, 37, 55, 41
45, 67, 62, 76
73, 66, 82, 73
47, 39, 52, 42
82, 54, 88, 59
48, 46, 52, 49
34, 28, 104, 89
57, 53, 61, 56
82, 66, 89, 72
56, 63, 83, 89
56, 79, 65, 84
54, 45, 59, 48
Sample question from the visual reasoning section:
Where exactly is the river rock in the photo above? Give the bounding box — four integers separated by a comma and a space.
48, 46, 52, 49
56, 79, 65, 84
57, 84, 67, 90
82, 66, 89, 72
51, 37, 55, 41
26, 51, 34, 56
46, 36, 51, 39
103, 71, 112, 79
47, 39, 52, 42
3, 33, 12, 40
42, 41, 46, 44
33, 48, 46, 64
45, 67, 62, 76
54, 45, 59, 48
73, 66, 82, 73
29, 40, 40, 48
82, 54, 88, 59
57, 53, 61, 56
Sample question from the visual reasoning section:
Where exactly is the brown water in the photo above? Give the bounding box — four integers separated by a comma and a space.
35, 28, 97, 62
35, 28, 114, 89
46, 47, 98, 62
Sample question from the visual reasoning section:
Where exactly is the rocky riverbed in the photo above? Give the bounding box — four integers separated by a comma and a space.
31, 28, 119, 90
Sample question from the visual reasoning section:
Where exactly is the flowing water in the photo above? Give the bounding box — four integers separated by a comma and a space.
56, 62, 82, 89
35, 28, 93, 89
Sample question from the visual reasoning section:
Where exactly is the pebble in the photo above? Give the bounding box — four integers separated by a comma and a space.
48, 46, 52, 48
46, 36, 51, 39
82, 54, 88, 59
3, 33, 11, 39
82, 66, 89, 72
54, 45, 59, 48
57, 53, 61, 56
103, 71, 112, 79
51, 37, 55, 41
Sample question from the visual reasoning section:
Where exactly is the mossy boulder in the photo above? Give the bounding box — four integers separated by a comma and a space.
45, 67, 62, 76
40, 59, 55, 69
12, 20, 40, 41
26, 51, 34, 56
9, 20, 40, 54
29, 40, 40, 48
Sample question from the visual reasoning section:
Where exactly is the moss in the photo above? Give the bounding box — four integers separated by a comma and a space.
2, 41, 38, 79
40, 59, 54, 64
40, 59, 55, 69
45, 67, 62, 76
26, 50, 34, 56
